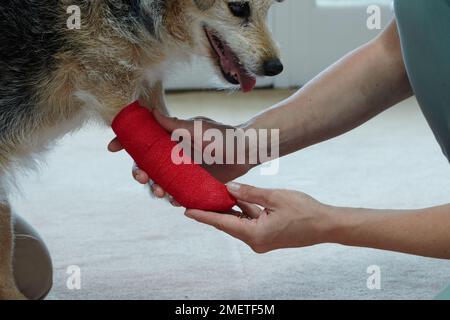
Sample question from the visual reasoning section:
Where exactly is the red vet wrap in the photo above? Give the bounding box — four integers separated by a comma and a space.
112, 101, 237, 212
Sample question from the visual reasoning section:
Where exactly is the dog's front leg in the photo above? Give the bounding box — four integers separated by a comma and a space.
88, 80, 169, 124
137, 80, 174, 195
0, 188, 26, 300
139, 80, 170, 116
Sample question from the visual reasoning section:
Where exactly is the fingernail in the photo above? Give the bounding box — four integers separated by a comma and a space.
227, 182, 241, 192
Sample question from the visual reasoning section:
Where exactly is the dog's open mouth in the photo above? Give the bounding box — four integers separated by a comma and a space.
204, 27, 256, 93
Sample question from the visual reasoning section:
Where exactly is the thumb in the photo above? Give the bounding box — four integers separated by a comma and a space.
227, 183, 275, 208
152, 109, 194, 134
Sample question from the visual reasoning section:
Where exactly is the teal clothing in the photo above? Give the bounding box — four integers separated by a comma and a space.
395, 0, 450, 300
394, 0, 450, 160
436, 285, 450, 300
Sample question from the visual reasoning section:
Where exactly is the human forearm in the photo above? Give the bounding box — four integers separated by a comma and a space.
244, 21, 413, 159
326, 205, 450, 259
185, 184, 450, 259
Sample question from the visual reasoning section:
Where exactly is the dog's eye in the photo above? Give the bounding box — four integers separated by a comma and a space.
228, 2, 250, 18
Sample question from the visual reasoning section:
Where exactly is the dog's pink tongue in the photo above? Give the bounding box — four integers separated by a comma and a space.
237, 71, 257, 93
222, 46, 256, 93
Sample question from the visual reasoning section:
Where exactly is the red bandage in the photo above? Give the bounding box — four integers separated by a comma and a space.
112, 101, 237, 212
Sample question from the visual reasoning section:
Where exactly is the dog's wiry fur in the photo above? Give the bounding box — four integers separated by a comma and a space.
0, 0, 282, 299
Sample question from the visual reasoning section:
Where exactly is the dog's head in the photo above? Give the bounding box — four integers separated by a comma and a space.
135, 0, 284, 92
189, 0, 284, 92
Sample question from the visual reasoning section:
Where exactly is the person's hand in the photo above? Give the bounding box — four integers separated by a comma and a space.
108, 109, 255, 203
185, 183, 333, 253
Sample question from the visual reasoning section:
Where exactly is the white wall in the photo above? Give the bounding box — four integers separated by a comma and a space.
272, 0, 394, 87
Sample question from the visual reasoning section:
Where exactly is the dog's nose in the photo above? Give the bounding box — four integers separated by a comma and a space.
263, 58, 284, 76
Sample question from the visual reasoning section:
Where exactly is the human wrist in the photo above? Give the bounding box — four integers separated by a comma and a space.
241, 113, 309, 160
237, 120, 262, 170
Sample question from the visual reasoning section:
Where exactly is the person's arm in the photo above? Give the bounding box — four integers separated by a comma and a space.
245, 20, 412, 158
330, 205, 450, 259
185, 184, 450, 259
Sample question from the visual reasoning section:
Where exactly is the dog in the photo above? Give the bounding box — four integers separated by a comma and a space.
0, 0, 284, 299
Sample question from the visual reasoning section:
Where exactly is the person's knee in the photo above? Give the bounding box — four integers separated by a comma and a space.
13, 215, 53, 300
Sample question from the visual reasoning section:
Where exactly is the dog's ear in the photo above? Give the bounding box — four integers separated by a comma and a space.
193, 0, 215, 11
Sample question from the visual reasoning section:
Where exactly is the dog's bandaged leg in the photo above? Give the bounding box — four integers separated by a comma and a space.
112, 101, 236, 212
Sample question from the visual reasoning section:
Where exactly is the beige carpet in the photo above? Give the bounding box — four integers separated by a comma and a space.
10, 89, 450, 300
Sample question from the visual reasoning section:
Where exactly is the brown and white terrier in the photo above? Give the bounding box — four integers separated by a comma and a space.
0, 0, 284, 299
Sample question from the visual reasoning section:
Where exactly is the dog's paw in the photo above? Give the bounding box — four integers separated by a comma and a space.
147, 180, 180, 206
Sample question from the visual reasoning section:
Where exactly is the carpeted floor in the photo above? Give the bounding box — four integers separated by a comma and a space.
10, 89, 450, 300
